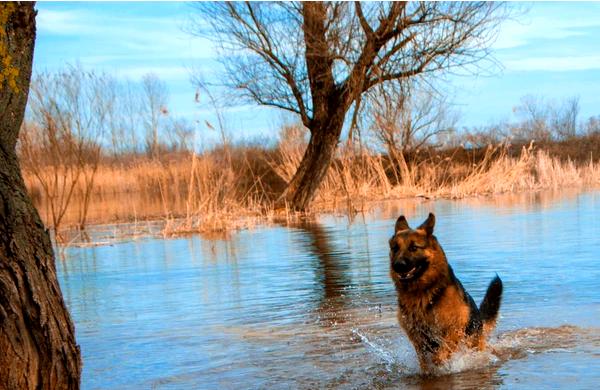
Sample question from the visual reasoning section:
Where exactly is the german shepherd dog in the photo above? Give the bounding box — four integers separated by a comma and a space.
389, 213, 503, 373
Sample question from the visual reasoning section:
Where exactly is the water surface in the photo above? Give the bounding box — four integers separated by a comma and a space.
58, 190, 600, 389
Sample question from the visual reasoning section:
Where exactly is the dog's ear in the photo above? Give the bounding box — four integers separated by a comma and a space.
395, 215, 410, 233
417, 213, 435, 236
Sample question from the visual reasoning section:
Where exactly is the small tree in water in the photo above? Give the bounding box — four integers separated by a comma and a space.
190, 2, 506, 211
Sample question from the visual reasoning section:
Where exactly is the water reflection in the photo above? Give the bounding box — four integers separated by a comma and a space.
288, 220, 353, 325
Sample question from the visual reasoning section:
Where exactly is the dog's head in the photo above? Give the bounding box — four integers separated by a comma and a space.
389, 213, 448, 287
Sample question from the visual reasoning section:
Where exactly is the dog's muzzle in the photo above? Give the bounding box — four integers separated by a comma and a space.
392, 258, 412, 274
392, 257, 428, 281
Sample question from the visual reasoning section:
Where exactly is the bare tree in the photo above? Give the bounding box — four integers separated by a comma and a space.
553, 96, 579, 139
71, 70, 114, 234
191, 1, 505, 210
165, 117, 194, 152
111, 79, 144, 154
19, 66, 112, 238
513, 95, 580, 141
142, 73, 169, 158
369, 82, 459, 154
0, 3, 81, 388
19, 115, 82, 240
103, 75, 123, 157
584, 115, 600, 135
367, 82, 459, 183
512, 95, 552, 141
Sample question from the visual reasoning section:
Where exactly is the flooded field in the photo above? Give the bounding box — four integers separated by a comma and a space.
57, 190, 600, 389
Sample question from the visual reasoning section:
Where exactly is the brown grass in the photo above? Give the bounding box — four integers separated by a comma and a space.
21, 130, 600, 242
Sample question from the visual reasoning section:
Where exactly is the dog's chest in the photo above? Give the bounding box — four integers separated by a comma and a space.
399, 299, 437, 326
397, 285, 469, 340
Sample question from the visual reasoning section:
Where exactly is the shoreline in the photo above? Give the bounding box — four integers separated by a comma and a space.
53, 186, 599, 248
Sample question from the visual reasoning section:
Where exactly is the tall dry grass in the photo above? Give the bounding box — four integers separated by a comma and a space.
21, 129, 600, 241
272, 132, 600, 206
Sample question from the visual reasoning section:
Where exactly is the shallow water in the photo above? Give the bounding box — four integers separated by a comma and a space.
57, 190, 600, 389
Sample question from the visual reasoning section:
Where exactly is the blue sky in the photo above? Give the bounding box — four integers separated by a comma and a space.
34, 2, 600, 140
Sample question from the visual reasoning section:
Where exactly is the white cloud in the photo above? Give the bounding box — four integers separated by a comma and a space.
36, 7, 216, 63
493, 3, 600, 73
494, 3, 600, 50
36, 9, 90, 35
494, 19, 586, 50
505, 55, 600, 72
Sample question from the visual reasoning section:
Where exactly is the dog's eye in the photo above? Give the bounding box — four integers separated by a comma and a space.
408, 243, 418, 252
389, 239, 398, 251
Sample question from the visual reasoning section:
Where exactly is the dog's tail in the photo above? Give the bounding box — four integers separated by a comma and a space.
479, 274, 503, 335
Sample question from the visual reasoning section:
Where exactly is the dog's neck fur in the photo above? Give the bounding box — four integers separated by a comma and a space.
394, 277, 449, 314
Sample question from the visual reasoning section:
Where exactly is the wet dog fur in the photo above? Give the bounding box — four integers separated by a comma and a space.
389, 213, 502, 373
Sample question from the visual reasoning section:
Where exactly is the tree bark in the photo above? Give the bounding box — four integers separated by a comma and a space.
284, 107, 347, 211
0, 3, 81, 389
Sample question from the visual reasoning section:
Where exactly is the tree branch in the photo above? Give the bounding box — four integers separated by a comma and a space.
355, 2, 373, 37
302, 2, 337, 126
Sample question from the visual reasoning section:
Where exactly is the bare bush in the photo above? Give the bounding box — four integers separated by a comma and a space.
461, 122, 510, 148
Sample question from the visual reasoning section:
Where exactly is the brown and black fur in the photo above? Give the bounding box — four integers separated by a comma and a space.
389, 213, 502, 373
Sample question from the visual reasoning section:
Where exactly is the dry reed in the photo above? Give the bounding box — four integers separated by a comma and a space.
21, 133, 600, 242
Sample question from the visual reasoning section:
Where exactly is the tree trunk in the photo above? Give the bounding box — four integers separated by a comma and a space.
284, 110, 346, 211
280, 3, 348, 212
0, 3, 82, 389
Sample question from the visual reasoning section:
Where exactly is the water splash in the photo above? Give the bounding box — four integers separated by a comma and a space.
351, 328, 397, 367
436, 348, 499, 375
354, 323, 598, 381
